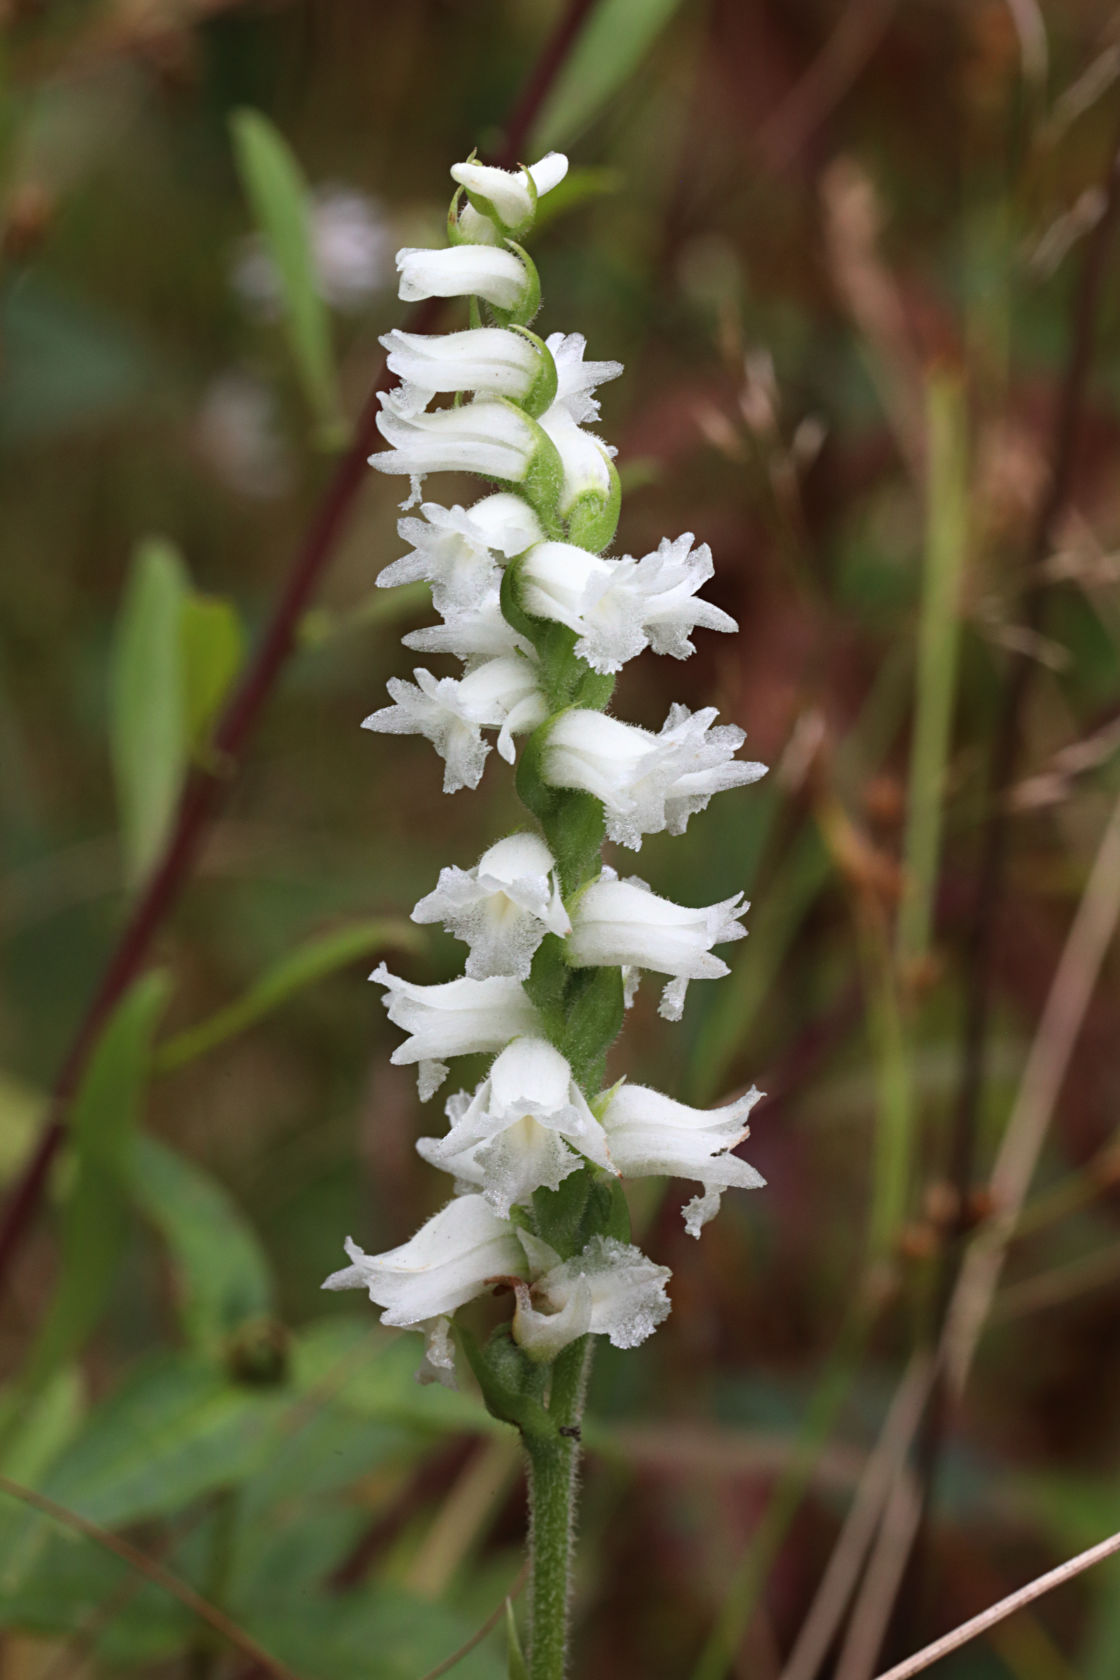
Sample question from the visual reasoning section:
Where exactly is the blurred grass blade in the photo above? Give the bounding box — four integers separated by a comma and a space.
230, 109, 342, 440
18, 971, 169, 1399
180, 594, 244, 755
0, 1368, 82, 1484
154, 918, 420, 1072
531, 0, 687, 150
896, 372, 968, 971
110, 538, 189, 888
506, 1599, 528, 1680
132, 1136, 273, 1349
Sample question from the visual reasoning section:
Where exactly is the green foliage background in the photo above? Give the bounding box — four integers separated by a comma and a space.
3, 1, 1120, 1676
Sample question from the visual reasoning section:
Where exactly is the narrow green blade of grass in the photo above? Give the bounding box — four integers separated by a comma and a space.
896, 372, 968, 971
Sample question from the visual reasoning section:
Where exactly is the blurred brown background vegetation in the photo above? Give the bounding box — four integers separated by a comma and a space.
3, 1, 1120, 1677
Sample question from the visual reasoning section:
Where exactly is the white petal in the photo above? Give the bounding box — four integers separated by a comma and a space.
568, 877, 747, 980
514, 1236, 671, 1357
396, 244, 530, 307
372, 965, 539, 1072
382, 326, 543, 406
601, 1082, 765, 1232
416, 1036, 614, 1214
450, 153, 569, 229
321, 1197, 526, 1327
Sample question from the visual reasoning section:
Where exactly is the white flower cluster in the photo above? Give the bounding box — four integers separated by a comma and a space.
325, 151, 767, 1386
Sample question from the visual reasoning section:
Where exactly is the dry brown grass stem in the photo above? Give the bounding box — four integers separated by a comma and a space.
870, 1526, 1120, 1680
777, 1358, 933, 1680
780, 783, 1120, 1680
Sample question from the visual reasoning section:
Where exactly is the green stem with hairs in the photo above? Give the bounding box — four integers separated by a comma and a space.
525, 1338, 592, 1680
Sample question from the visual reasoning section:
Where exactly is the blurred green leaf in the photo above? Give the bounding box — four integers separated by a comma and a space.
110, 538, 190, 887
154, 917, 420, 1071
132, 1136, 274, 1348
0, 1070, 44, 1184
179, 594, 244, 755
532, 164, 623, 229
531, 0, 687, 150
239, 1588, 504, 1680
17, 972, 169, 1400
0, 278, 151, 446
0, 1367, 82, 1485
293, 1317, 499, 1437
230, 108, 342, 438
28, 1354, 288, 1533
506, 1598, 528, 1680
0, 1531, 190, 1661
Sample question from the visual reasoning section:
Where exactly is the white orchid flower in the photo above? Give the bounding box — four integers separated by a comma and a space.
598, 1083, 765, 1237
568, 872, 747, 1020
412, 833, 570, 979
541, 705, 768, 849
417, 1036, 615, 1215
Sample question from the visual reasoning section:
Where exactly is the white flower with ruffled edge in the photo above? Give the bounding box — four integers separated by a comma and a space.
541, 704, 768, 849
568, 871, 747, 1020
412, 833, 570, 979
322, 1194, 526, 1386
372, 964, 539, 1098
544, 332, 623, 426
519, 534, 736, 674
378, 495, 541, 616
417, 1037, 615, 1215
363, 656, 545, 793
403, 587, 532, 668
598, 1083, 765, 1237
512, 1233, 671, 1361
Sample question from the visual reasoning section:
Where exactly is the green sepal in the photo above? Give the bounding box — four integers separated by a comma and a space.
486, 240, 541, 329
558, 964, 624, 1091
499, 554, 541, 645
457, 1322, 554, 1441
524, 933, 572, 1044
532, 1168, 595, 1260
600, 1171, 632, 1244
502, 563, 617, 713
512, 326, 559, 418
532, 1163, 624, 1260
564, 452, 622, 551
516, 720, 606, 896
506, 1600, 529, 1680
486, 408, 563, 536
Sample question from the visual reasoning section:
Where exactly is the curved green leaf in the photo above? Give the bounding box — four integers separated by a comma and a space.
110, 539, 189, 887
132, 1136, 273, 1347
230, 108, 341, 438
531, 0, 687, 151
154, 917, 419, 1071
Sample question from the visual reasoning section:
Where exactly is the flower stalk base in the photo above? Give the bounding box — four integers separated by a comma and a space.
525, 1337, 591, 1680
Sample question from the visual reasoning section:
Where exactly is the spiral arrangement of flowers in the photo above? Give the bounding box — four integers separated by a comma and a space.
323, 149, 768, 1677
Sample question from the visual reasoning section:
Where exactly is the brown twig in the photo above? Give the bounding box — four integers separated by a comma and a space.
0, 0, 602, 1291
0, 1474, 299, 1680
872, 1525, 1120, 1680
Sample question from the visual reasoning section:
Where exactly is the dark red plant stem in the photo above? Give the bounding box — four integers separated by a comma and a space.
891, 107, 1120, 1661
0, 0, 599, 1287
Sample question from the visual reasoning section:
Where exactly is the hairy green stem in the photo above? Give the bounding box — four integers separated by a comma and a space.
526, 1338, 592, 1680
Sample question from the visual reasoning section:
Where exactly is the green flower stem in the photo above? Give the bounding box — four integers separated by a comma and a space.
525, 1337, 592, 1680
